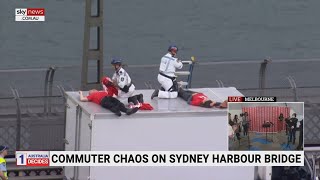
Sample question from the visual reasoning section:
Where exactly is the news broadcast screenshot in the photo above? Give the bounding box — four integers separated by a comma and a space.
1, 1, 320, 180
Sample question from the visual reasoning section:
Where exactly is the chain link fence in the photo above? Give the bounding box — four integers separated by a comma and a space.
0, 59, 319, 154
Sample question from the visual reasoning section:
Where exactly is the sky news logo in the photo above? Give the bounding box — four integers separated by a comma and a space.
15, 8, 45, 22
16, 151, 49, 166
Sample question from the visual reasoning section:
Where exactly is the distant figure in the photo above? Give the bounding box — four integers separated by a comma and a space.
151, 45, 183, 99
296, 119, 303, 150
285, 116, 290, 135
278, 113, 284, 121
79, 90, 138, 116
0, 145, 8, 180
177, 88, 227, 108
233, 115, 241, 140
278, 113, 284, 131
228, 113, 233, 126
288, 113, 298, 144
233, 114, 239, 124
242, 112, 249, 136
110, 58, 135, 98
228, 113, 235, 150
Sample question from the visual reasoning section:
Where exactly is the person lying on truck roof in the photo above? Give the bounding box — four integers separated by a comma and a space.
178, 87, 228, 108
79, 90, 139, 117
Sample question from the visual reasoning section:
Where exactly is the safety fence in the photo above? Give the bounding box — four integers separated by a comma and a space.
2, 87, 319, 153
0, 59, 319, 179
0, 59, 320, 153
6, 158, 64, 180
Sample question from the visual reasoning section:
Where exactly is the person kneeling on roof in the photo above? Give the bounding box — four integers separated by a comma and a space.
178, 87, 228, 108
79, 90, 139, 116
109, 58, 146, 106
151, 45, 183, 99
110, 58, 136, 98
101, 76, 152, 110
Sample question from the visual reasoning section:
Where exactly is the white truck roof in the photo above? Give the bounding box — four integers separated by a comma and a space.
65, 87, 243, 120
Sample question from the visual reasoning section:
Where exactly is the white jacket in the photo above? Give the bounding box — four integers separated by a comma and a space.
112, 67, 132, 89
159, 53, 183, 77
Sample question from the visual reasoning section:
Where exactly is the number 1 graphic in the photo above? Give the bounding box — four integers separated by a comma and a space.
19, 154, 24, 164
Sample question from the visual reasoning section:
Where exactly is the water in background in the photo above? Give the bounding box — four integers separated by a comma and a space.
1, 0, 320, 68
0, 0, 320, 96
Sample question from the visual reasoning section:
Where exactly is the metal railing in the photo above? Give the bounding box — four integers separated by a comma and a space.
6, 158, 64, 180
1, 58, 320, 151
305, 147, 320, 180
0, 58, 320, 179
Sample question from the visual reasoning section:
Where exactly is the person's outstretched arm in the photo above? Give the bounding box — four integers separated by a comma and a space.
79, 91, 89, 102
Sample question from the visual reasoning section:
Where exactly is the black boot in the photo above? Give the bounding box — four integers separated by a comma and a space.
126, 107, 139, 115
128, 96, 139, 105
151, 89, 159, 99
119, 103, 129, 113
138, 94, 144, 103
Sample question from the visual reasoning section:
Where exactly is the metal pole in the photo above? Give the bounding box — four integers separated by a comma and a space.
287, 76, 298, 102
10, 87, 22, 151
216, 80, 221, 87
81, 0, 104, 90
258, 59, 270, 96
44, 68, 51, 114
290, 76, 298, 102
313, 155, 316, 180
305, 152, 314, 180
48, 67, 56, 113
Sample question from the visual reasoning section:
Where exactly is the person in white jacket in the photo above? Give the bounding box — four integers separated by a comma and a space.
110, 58, 135, 98
151, 45, 183, 99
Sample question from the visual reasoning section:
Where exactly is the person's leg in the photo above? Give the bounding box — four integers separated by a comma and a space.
128, 95, 139, 105
151, 74, 163, 99
111, 97, 139, 115
243, 125, 245, 136
296, 128, 303, 150
178, 88, 195, 101
288, 130, 292, 142
243, 125, 247, 136
292, 129, 296, 144
118, 84, 135, 98
247, 126, 249, 135
236, 133, 241, 140
137, 94, 144, 103
171, 79, 178, 92
157, 75, 178, 99
108, 107, 122, 116
100, 97, 121, 116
